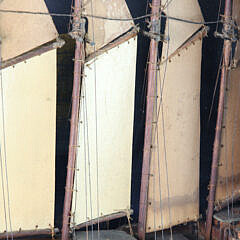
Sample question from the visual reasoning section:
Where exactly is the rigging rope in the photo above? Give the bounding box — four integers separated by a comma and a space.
155, 49, 165, 240
0, 9, 221, 25
208, 50, 224, 124
83, 78, 94, 240
215, 0, 223, 33
230, 63, 240, 215
223, 71, 230, 231
89, 1, 101, 238
68, 0, 74, 34
82, 82, 89, 240
0, 46, 9, 239
161, 5, 173, 238
147, 2, 173, 237
0, 40, 13, 240
162, 0, 174, 11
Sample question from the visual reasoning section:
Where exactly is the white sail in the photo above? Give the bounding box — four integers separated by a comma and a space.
0, 0, 58, 61
72, 36, 137, 225
146, 20, 203, 232
83, 0, 134, 56
0, 49, 56, 232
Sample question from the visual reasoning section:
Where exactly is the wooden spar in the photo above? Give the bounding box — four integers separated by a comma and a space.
0, 39, 65, 70
138, 1, 161, 239
0, 228, 59, 239
215, 191, 240, 212
61, 0, 85, 239
205, 0, 233, 239
75, 210, 133, 230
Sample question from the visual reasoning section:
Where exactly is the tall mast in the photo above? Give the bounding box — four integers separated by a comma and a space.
61, 0, 85, 239
138, 1, 161, 239
205, 0, 232, 239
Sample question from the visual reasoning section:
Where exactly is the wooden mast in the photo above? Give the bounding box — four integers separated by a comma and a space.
61, 0, 85, 239
138, 1, 161, 239
205, 0, 232, 239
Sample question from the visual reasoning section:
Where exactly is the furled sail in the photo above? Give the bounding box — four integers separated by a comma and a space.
215, 0, 240, 206
0, 0, 58, 61
0, 50, 56, 232
83, 0, 134, 56
71, 35, 137, 226
145, 0, 203, 232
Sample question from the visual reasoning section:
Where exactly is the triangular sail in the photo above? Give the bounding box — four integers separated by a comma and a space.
145, 0, 203, 232
83, 0, 134, 56
161, 0, 203, 59
0, 0, 58, 61
71, 35, 137, 226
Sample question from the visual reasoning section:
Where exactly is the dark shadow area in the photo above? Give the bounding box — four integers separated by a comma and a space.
198, 0, 224, 218
126, 0, 149, 221
55, 35, 75, 228
44, 0, 73, 34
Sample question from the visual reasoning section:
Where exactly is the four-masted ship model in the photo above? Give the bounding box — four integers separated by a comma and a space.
0, 0, 240, 239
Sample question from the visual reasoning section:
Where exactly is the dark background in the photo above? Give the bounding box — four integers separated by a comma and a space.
44, 0, 224, 227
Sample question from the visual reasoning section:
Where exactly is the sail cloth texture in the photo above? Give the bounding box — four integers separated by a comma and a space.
161, 0, 203, 60
0, 50, 56, 232
0, 0, 58, 61
83, 0, 133, 56
214, 0, 240, 206
72, 36, 137, 225
215, 67, 240, 204
146, 38, 202, 231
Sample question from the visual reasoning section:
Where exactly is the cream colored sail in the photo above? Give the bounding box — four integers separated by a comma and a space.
145, 0, 203, 232
214, 0, 240, 208
72, 36, 137, 225
161, 0, 203, 60
0, 49, 56, 232
0, 0, 58, 61
83, 0, 134, 56
146, 38, 202, 232
215, 67, 240, 205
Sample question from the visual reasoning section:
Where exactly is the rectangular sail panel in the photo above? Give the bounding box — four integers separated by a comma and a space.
72, 36, 137, 225
84, 0, 133, 56
0, 50, 56, 232
215, 0, 240, 205
146, 39, 202, 232
0, 0, 58, 61
215, 67, 240, 204
161, 0, 203, 60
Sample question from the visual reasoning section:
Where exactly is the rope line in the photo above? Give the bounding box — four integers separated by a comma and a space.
89, 0, 100, 239
208, 50, 224, 123
0, 41, 13, 240
82, 80, 89, 240
0, 46, 8, 240
0, 9, 221, 25
215, 0, 223, 33
83, 78, 94, 240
